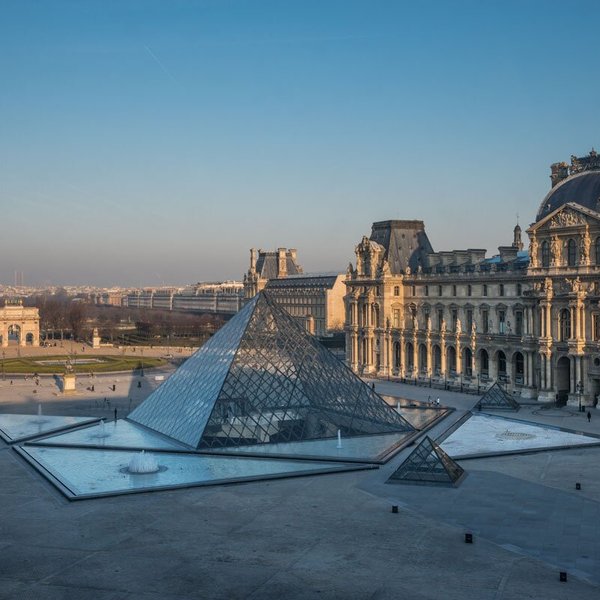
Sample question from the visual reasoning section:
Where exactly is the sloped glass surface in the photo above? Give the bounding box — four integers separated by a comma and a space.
388, 436, 464, 486
27, 419, 188, 451
0, 413, 99, 443
200, 293, 413, 449
477, 383, 520, 410
129, 296, 258, 447
19, 446, 371, 498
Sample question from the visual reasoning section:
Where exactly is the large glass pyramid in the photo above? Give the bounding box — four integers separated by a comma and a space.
130, 292, 414, 450
476, 383, 520, 411
387, 436, 465, 487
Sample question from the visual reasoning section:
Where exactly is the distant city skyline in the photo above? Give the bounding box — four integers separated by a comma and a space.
2, 1, 600, 287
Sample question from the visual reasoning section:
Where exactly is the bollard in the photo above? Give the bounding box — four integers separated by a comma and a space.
465, 533, 473, 544
559, 572, 567, 582
391, 505, 398, 514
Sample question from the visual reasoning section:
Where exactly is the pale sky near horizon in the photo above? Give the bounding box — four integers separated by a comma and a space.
2, 0, 600, 287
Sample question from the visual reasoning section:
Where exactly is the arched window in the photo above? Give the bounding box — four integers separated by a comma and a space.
541, 241, 550, 268
433, 345, 442, 374
480, 349, 489, 375
560, 308, 571, 341
567, 239, 577, 267
419, 344, 428, 372
447, 347, 457, 373
497, 351, 507, 376
406, 342, 414, 369
393, 342, 401, 369
514, 352, 524, 383
463, 347, 473, 376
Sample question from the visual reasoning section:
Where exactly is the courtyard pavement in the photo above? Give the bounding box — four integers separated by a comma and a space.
0, 368, 599, 598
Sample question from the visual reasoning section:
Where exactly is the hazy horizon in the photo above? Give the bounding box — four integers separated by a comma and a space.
2, 1, 600, 287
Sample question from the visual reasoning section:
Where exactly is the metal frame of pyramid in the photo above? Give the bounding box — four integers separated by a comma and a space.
476, 382, 520, 411
130, 292, 414, 452
387, 436, 466, 487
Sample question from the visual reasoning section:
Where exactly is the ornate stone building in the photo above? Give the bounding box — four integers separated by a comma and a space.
345, 149, 600, 407
243, 248, 303, 299
0, 300, 40, 347
243, 248, 345, 336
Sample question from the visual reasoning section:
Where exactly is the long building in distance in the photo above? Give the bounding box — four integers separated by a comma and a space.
345, 149, 600, 408
110, 282, 244, 315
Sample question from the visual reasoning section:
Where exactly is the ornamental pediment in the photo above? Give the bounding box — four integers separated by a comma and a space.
529, 202, 600, 234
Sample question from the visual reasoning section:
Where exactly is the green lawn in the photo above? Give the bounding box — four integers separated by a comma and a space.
0, 355, 167, 375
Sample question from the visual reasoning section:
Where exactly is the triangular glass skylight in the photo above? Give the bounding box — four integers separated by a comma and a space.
387, 436, 465, 486
130, 292, 413, 450
476, 382, 520, 411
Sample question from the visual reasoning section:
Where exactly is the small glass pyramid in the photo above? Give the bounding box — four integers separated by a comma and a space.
130, 292, 414, 450
476, 383, 520, 411
387, 436, 465, 486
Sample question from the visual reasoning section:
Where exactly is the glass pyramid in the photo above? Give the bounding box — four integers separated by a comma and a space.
476, 383, 520, 411
130, 292, 414, 450
387, 436, 465, 487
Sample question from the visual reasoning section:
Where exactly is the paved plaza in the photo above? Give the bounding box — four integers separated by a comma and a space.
0, 365, 599, 598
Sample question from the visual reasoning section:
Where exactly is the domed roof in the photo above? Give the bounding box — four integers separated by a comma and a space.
537, 171, 600, 221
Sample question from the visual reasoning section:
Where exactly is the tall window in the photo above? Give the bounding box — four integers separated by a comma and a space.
480, 350, 489, 375
498, 351, 507, 376
466, 309, 473, 332
425, 285, 429, 297
516, 283, 522, 296
393, 286, 400, 297
498, 310, 506, 334
560, 308, 571, 341
438, 285, 443, 296
541, 241, 550, 267
593, 314, 600, 341
437, 309, 444, 331
596, 237, 600, 265
483, 284, 488, 297
499, 284, 505, 297
467, 284, 472, 297
515, 311, 523, 336
452, 285, 457, 297
411, 286, 416, 296
393, 309, 401, 328
482, 309, 489, 333
567, 239, 577, 267
451, 309, 458, 332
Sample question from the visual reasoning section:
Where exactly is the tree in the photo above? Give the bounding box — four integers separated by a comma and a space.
68, 302, 87, 340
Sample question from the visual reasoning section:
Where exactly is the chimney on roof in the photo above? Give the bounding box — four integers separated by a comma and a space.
249, 248, 257, 272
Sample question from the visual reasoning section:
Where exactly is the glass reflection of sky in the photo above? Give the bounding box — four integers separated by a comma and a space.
0, 414, 99, 443
20, 446, 370, 498
29, 419, 188, 451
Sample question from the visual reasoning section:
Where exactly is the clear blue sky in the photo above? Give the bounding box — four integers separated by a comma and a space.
2, 0, 599, 286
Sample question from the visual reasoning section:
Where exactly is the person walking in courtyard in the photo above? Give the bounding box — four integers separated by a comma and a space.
587, 411, 592, 423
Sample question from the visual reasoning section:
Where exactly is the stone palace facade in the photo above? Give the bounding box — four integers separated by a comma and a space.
345, 149, 600, 407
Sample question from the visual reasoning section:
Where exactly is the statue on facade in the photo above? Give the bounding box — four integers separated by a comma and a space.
543, 277, 553, 296
550, 235, 561, 265
440, 319, 446, 334
455, 318, 462, 335
580, 227, 591, 265
529, 233, 538, 268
